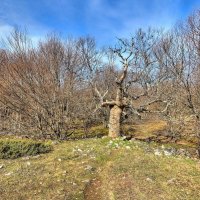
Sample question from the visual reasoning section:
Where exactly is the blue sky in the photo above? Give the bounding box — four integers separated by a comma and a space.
0, 0, 200, 46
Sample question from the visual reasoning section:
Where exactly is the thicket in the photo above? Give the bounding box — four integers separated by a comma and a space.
0, 139, 52, 159
0, 10, 200, 149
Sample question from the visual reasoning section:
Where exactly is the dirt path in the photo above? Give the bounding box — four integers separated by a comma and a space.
84, 178, 103, 200
83, 161, 114, 200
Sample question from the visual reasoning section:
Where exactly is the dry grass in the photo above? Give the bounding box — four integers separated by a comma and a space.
98, 146, 200, 200
0, 139, 104, 200
124, 120, 167, 139
0, 138, 200, 200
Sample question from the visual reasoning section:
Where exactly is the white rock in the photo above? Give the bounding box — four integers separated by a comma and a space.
22, 156, 30, 160
167, 178, 176, 185
32, 155, 40, 158
90, 156, 96, 159
146, 177, 153, 182
5, 172, 13, 176
125, 146, 131, 150
85, 165, 93, 171
154, 149, 162, 156
164, 150, 172, 156
82, 179, 90, 183
121, 136, 127, 140
62, 170, 67, 175
115, 143, 119, 147
0, 164, 4, 169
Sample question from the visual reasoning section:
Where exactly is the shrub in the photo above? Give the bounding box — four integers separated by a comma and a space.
0, 139, 52, 159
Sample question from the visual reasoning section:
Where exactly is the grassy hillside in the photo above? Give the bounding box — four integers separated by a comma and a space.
0, 138, 200, 200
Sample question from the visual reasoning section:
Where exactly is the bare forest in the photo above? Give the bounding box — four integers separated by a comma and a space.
1, 10, 200, 155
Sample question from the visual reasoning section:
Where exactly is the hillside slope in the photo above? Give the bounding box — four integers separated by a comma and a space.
0, 138, 200, 200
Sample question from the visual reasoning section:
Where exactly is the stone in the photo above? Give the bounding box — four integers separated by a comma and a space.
5, 172, 13, 176
167, 178, 176, 185
146, 177, 153, 182
32, 155, 40, 159
85, 165, 94, 171
82, 179, 90, 183
22, 156, 30, 160
163, 150, 172, 156
154, 149, 162, 156
0, 164, 4, 169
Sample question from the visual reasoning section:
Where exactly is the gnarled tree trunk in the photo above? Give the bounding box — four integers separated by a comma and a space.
108, 105, 123, 138
94, 44, 133, 138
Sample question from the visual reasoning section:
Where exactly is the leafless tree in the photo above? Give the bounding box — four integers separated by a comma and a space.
94, 28, 171, 138
0, 30, 101, 139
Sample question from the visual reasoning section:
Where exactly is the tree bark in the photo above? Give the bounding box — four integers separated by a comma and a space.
108, 105, 123, 138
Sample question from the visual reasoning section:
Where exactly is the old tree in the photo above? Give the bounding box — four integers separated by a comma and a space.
95, 29, 170, 138
95, 44, 133, 138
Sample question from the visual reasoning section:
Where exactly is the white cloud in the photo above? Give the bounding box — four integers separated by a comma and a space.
0, 24, 13, 38
0, 23, 46, 49
0, 0, 199, 47
0, 0, 50, 42
85, 0, 191, 45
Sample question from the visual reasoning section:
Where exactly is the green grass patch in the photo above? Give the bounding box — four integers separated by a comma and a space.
0, 139, 52, 159
0, 138, 200, 199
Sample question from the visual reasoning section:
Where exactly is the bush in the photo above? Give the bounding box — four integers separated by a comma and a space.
0, 139, 52, 159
